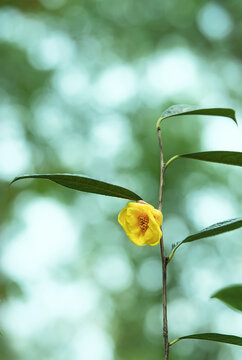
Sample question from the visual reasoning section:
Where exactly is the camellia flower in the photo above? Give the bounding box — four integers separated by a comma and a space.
118, 201, 163, 246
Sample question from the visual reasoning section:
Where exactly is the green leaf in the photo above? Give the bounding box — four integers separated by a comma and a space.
211, 285, 242, 312
11, 174, 142, 201
168, 218, 242, 262
170, 333, 242, 347
157, 104, 237, 128
166, 151, 242, 168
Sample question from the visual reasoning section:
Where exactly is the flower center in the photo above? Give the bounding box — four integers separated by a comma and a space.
138, 213, 149, 233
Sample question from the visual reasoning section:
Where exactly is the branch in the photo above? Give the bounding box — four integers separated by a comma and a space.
157, 126, 169, 360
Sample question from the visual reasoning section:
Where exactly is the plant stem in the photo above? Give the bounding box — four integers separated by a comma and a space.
157, 125, 169, 360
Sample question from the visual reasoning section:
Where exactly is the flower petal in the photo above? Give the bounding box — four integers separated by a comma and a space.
118, 208, 127, 227
144, 211, 162, 245
151, 208, 163, 227
127, 202, 154, 211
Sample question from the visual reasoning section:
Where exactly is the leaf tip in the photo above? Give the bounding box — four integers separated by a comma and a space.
10, 175, 32, 186
10, 177, 19, 186
232, 111, 238, 125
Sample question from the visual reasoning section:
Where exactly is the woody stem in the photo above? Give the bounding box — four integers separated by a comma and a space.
157, 125, 169, 360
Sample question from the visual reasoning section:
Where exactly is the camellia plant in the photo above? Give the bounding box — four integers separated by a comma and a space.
11, 105, 242, 359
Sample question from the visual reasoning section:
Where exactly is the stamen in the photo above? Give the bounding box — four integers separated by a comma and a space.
138, 213, 149, 233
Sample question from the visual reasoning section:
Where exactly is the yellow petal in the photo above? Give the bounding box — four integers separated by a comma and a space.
126, 231, 147, 246
126, 207, 140, 227
118, 208, 127, 227
143, 210, 162, 245
151, 208, 163, 227
127, 202, 154, 211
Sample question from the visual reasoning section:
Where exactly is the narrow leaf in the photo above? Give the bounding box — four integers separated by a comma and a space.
211, 285, 242, 312
166, 151, 242, 168
168, 218, 242, 261
170, 333, 242, 347
11, 174, 142, 201
157, 104, 237, 128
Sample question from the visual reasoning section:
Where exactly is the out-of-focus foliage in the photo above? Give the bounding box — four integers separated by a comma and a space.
0, 1, 242, 360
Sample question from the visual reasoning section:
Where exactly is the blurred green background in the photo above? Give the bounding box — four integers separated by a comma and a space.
0, 1, 242, 359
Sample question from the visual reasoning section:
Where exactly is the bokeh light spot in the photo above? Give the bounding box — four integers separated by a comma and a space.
93, 252, 133, 292
197, 3, 233, 40
137, 257, 162, 292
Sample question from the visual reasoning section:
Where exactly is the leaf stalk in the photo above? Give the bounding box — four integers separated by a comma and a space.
165, 155, 180, 169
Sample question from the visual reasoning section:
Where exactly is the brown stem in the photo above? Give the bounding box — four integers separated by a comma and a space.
158, 128, 165, 211
157, 126, 169, 360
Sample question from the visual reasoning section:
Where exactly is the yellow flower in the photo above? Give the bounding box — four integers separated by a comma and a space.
118, 201, 163, 246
